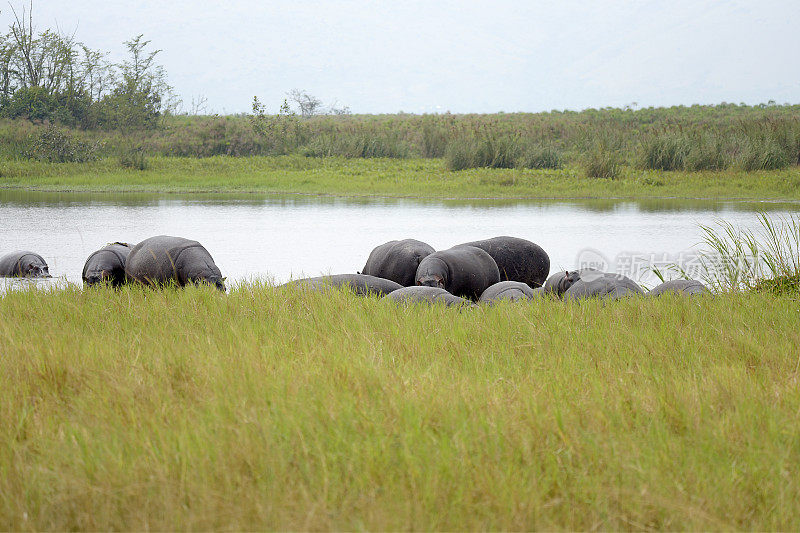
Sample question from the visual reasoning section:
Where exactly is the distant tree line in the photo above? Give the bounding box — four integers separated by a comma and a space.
0, 4, 176, 130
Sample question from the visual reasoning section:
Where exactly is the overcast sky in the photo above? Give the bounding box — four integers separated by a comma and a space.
3, 0, 798, 114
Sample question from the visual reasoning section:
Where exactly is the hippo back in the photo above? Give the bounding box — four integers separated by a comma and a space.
362, 239, 435, 286
459, 236, 550, 288
0, 251, 49, 278
479, 281, 536, 303
281, 273, 402, 296
564, 273, 644, 301
382, 286, 474, 307
126, 236, 222, 288
649, 279, 708, 297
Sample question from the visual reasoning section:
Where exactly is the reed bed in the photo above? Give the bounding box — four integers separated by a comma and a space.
1, 103, 798, 174
1, 283, 799, 529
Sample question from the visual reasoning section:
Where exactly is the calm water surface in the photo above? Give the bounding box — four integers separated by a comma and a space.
1, 190, 798, 289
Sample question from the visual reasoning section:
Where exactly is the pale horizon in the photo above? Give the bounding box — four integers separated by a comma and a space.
3, 0, 798, 115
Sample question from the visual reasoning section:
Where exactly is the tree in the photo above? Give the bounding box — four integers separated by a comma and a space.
288, 89, 323, 117
97, 34, 178, 130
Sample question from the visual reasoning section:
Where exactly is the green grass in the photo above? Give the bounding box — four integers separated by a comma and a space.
3, 155, 800, 199
1, 283, 799, 529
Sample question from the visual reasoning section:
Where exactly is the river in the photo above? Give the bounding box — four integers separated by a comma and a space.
1, 190, 797, 289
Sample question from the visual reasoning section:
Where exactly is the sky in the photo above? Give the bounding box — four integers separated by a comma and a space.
2, 0, 798, 114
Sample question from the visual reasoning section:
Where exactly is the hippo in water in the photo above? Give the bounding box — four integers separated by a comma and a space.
361, 239, 435, 286
280, 273, 402, 297
479, 281, 537, 304
415, 246, 500, 301
382, 286, 475, 307
125, 236, 225, 291
457, 236, 550, 288
0, 251, 51, 278
82, 242, 131, 286
649, 279, 708, 297
563, 271, 644, 301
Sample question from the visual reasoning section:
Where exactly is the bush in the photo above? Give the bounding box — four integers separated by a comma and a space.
518, 145, 563, 169
639, 133, 690, 171
119, 147, 149, 170
444, 134, 521, 171
444, 138, 479, 171
24, 124, 102, 163
584, 145, 621, 179
735, 137, 792, 171
685, 134, 729, 171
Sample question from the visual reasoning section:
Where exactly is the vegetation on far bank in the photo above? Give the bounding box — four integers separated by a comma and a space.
2, 155, 800, 200
1, 285, 798, 530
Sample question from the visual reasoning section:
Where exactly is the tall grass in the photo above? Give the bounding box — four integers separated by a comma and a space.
698, 212, 800, 291
1, 283, 799, 529
1, 103, 798, 172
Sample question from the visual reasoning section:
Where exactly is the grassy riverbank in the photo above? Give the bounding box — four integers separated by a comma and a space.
1, 283, 799, 529
3, 155, 800, 199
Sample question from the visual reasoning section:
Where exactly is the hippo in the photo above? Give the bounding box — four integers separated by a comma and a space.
382, 286, 475, 307
280, 273, 402, 296
457, 236, 550, 288
479, 281, 537, 304
649, 279, 708, 297
415, 246, 501, 301
0, 251, 51, 278
82, 242, 131, 286
543, 268, 601, 297
563, 271, 645, 301
125, 236, 225, 290
361, 239, 435, 286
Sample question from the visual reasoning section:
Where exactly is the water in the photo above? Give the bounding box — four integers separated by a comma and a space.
1, 190, 798, 290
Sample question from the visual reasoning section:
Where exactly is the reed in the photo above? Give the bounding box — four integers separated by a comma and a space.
698, 212, 800, 292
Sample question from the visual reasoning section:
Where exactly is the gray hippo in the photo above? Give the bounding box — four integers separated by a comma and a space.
563, 271, 644, 301
415, 246, 501, 301
543, 268, 601, 297
382, 286, 474, 307
0, 251, 51, 278
125, 236, 224, 290
82, 242, 131, 286
361, 239, 435, 286
280, 273, 402, 296
649, 279, 708, 297
479, 281, 537, 304
457, 236, 550, 288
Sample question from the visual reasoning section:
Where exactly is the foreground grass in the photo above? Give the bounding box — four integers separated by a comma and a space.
2, 156, 800, 199
1, 283, 799, 529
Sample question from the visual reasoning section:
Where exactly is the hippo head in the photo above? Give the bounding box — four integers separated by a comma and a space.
417, 274, 445, 289
22, 260, 50, 278
558, 270, 581, 294
84, 267, 119, 286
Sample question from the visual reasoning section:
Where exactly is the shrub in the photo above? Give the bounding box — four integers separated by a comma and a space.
444, 133, 521, 171
518, 145, 563, 169
638, 133, 690, 171
685, 134, 729, 171
119, 147, 149, 170
735, 137, 791, 171
584, 145, 621, 179
24, 124, 102, 163
444, 138, 478, 171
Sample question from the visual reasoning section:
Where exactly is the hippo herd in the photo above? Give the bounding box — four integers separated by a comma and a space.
1, 236, 225, 290
0, 235, 708, 305
284, 236, 708, 306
